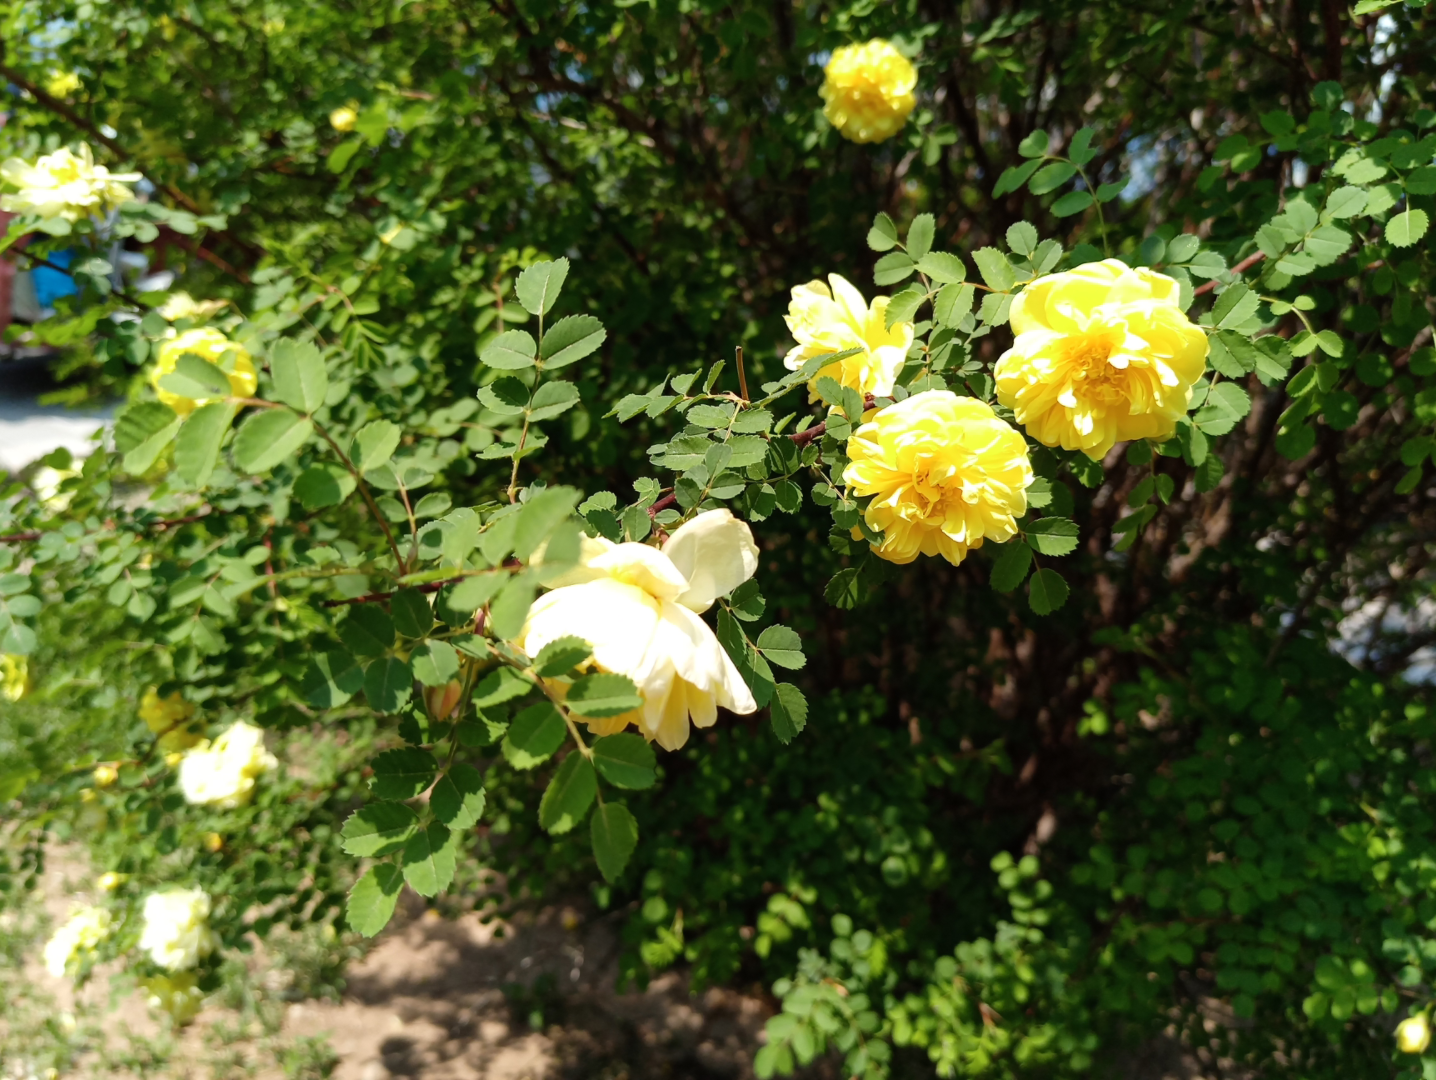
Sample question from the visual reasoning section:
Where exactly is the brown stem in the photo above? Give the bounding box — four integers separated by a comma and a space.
312, 423, 405, 569
1194, 251, 1267, 296
320, 578, 461, 607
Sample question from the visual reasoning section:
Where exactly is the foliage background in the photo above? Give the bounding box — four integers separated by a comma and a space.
3, 0, 1436, 1077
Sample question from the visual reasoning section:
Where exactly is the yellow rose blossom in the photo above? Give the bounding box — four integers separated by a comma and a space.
140, 687, 203, 751
1398, 1013, 1432, 1055
517, 509, 760, 751
97, 871, 127, 892
994, 259, 1209, 460
821, 40, 917, 144
150, 328, 258, 416
156, 291, 228, 323
330, 104, 358, 132
177, 720, 278, 808
92, 764, 119, 788
2, 654, 30, 701
142, 972, 206, 1025
843, 390, 1034, 566
43, 906, 111, 977
0, 144, 140, 221
784, 274, 914, 400
44, 71, 83, 98
138, 887, 217, 971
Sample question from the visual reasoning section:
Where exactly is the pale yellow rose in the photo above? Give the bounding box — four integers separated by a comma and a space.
150, 328, 258, 416
994, 259, 1209, 460
0, 144, 139, 220
177, 720, 277, 809
44, 71, 82, 98
517, 510, 759, 751
141, 972, 205, 1025
43, 906, 111, 977
330, 104, 358, 132
1397, 1013, 1432, 1055
92, 764, 119, 788
1, 654, 29, 701
784, 274, 913, 400
138, 888, 217, 971
844, 390, 1033, 566
156, 292, 228, 323
139, 687, 202, 751
97, 871, 127, 892
821, 40, 918, 144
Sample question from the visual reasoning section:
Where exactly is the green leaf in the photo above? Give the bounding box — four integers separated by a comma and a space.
302, 650, 364, 708
431, 763, 486, 830
411, 640, 459, 687
1322, 186, 1368, 221
906, 213, 935, 259
1051, 191, 1094, 217
567, 672, 643, 718
591, 802, 638, 883
369, 747, 437, 800
341, 803, 419, 856
443, 573, 505, 616
293, 464, 355, 509
479, 329, 538, 370
269, 339, 328, 412
1407, 166, 1436, 196
1194, 382, 1252, 435
990, 542, 1033, 592
915, 251, 965, 284
592, 733, 657, 789
352, 419, 401, 472
327, 138, 362, 174
231, 408, 312, 473
993, 158, 1041, 197
540, 314, 606, 368
873, 251, 915, 286
1096, 178, 1129, 202
173, 401, 235, 488
1386, 209, 1430, 248
756, 625, 806, 670
971, 248, 1016, 291
1025, 516, 1079, 556
770, 683, 808, 744
867, 212, 898, 251
472, 666, 534, 708
535, 635, 593, 677
401, 822, 457, 897
934, 283, 976, 328
488, 575, 536, 641
884, 285, 925, 329
364, 656, 413, 713
527, 380, 581, 422
514, 486, 581, 560
1067, 127, 1097, 166
346, 864, 403, 937
539, 753, 597, 834
389, 588, 433, 637
340, 606, 394, 657
116, 403, 182, 475
1028, 568, 1069, 615
516, 258, 569, 315
502, 702, 567, 769
1017, 130, 1049, 157
158, 353, 233, 399
1005, 222, 1039, 256
1028, 161, 1076, 195
1213, 284, 1260, 331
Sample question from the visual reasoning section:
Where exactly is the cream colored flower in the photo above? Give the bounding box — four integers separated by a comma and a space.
43, 906, 111, 977
150, 328, 258, 416
330, 104, 358, 132
141, 972, 205, 1025
156, 292, 228, 323
31, 465, 78, 511
178, 721, 277, 808
0, 144, 139, 221
1, 654, 29, 701
517, 509, 759, 751
821, 40, 918, 144
140, 687, 202, 752
844, 390, 1033, 566
1398, 1013, 1432, 1055
994, 259, 1209, 460
784, 274, 913, 400
138, 888, 217, 971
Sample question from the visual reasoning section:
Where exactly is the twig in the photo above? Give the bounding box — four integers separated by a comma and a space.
1194, 252, 1267, 296
321, 578, 462, 607
735, 346, 749, 401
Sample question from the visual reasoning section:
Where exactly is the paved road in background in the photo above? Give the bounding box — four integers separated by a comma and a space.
0, 357, 114, 473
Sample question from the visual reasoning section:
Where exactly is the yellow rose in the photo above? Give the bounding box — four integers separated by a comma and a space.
97, 871, 127, 892
994, 259, 1209, 461
138, 887, 217, 971
0, 144, 140, 221
517, 510, 759, 751
784, 274, 913, 400
177, 720, 278, 809
140, 688, 202, 751
43, 906, 111, 977
330, 104, 358, 132
44, 71, 83, 98
141, 972, 205, 1025
150, 328, 258, 416
820, 40, 917, 144
1, 654, 29, 702
1397, 1013, 1432, 1055
843, 390, 1034, 566
202, 832, 224, 853
92, 764, 119, 788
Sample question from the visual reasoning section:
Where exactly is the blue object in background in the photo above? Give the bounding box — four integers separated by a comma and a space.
31, 248, 78, 308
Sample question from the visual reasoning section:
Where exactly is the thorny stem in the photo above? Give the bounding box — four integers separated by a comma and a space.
312, 421, 405, 570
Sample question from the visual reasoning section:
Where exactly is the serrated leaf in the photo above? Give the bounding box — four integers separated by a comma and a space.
269, 339, 327, 413
527, 380, 580, 422
1193, 382, 1252, 435
293, 464, 355, 509
972, 248, 1016, 292
369, 747, 436, 800
990, 542, 1033, 592
341, 803, 419, 856
1006, 222, 1039, 256
340, 605, 394, 657
567, 672, 642, 718
915, 251, 965, 284
1017, 130, 1049, 158
119, 406, 183, 475
934, 283, 976, 328
516, 258, 569, 315
472, 666, 534, 708
1067, 127, 1097, 166
173, 401, 235, 488
534, 635, 593, 677
770, 683, 808, 744
906, 213, 935, 259
1028, 161, 1076, 195
591, 802, 638, 883
514, 486, 581, 560
488, 574, 537, 640
411, 640, 459, 687
1387, 209, 1430, 248
867, 212, 898, 251
1213, 284, 1260, 331
401, 822, 456, 897
346, 864, 403, 937
873, 251, 915, 286
756, 625, 805, 670
1051, 191, 1094, 217
592, 733, 657, 789
540, 314, 606, 368
353, 419, 401, 473
159, 353, 233, 399
364, 656, 413, 713
883, 286, 925, 330
1025, 516, 1079, 556
502, 702, 567, 769
1028, 568, 1069, 615
232, 408, 312, 473
480, 329, 538, 370
431, 763, 486, 830
302, 650, 365, 708
539, 753, 597, 834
